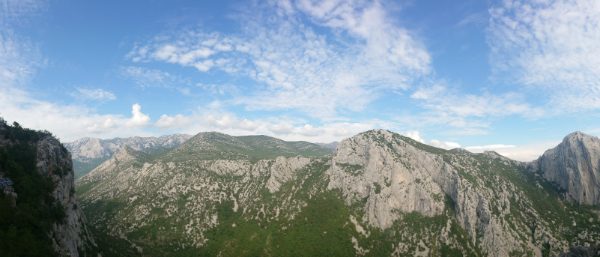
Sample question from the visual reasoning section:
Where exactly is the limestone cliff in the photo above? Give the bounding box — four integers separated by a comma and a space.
0, 120, 99, 257
534, 131, 600, 205
37, 136, 98, 256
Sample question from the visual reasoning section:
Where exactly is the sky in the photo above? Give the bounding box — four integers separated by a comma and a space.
1, 0, 600, 161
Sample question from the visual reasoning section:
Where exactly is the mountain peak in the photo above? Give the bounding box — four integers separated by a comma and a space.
536, 131, 600, 205
564, 131, 594, 141
111, 146, 148, 163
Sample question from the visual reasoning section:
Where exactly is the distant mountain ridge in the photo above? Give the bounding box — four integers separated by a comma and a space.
163, 132, 334, 161
65, 134, 191, 178
77, 129, 600, 257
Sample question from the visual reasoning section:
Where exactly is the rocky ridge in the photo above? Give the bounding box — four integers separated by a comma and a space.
77, 129, 600, 257
65, 134, 191, 178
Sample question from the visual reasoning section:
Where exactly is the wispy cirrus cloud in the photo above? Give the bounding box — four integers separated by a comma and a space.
72, 87, 116, 101
0, 32, 40, 87
120, 66, 197, 95
488, 0, 600, 110
128, 1, 430, 119
0, 0, 46, 26
402, 82, 543, 135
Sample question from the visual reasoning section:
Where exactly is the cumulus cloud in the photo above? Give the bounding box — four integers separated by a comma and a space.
73, 87, 116, 101
488, 0, 600, 110
430, 140, 461, 149
128, 1, 430, 119
402, 130, 424, 143
126, 103, 150, 127
155, 114, 191, 128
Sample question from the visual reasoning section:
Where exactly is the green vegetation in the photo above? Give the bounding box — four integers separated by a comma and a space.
73, 158, 108, 178
198, 192, 355, 257
162, 132, 332, 162
0, 119, 65, 257
337, 162, 363, 175
463, 153, 600, 248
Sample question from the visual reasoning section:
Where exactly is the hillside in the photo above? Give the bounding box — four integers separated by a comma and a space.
77, 129, 600, 257
161, 132, 333, 161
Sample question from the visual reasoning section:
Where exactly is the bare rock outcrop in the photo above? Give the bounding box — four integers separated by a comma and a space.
327, 130, 446, 228
37, 137, 98, 257
534, 132, 600, 205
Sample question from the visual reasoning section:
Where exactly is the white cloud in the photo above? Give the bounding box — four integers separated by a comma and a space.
0, 32, 40, 87
152, 108, 389, 143
465, 144, 516, 151
489, 0, 600, 110
402, 130, 462, 149
155, 114, 191, 128
410, 83, 542, 118
456, 12, 487, 27
73, 87, 116, 101
471, 141, 559, 162
430, 139, 461, 149
0, 0, 46, 25
126, 103, 150, 127
0, 84, 155, 141
121, 66, 200, 96
404, 83, 544, 135
0, 1, 155, 141
402, 130, 424, 143
128, 1, 430, 119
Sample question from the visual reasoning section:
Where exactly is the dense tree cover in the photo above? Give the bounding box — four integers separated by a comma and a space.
0, 117, 64, 257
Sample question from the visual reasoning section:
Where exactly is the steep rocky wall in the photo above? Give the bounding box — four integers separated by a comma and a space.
534, 132, 600, 205
328, 130, 569, 256
36, 137, 97, 256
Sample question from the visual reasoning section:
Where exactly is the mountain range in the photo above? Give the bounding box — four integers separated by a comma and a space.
2, 119, 600, 257
65, 135, 191, 178
75, 129, 600, 257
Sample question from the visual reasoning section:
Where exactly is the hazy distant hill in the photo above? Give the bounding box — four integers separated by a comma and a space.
65, 134, 191, 178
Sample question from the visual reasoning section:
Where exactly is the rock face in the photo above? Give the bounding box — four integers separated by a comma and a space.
65, 134, 191, 178
327, 130, 447, 229
37, 137, 98, 257
78, 129, 600, 257
328, 130, 564, 256
0, 120, 98, 257
534, 132, 600, 205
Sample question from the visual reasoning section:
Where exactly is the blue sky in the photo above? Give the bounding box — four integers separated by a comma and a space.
1, 0, 600, 161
